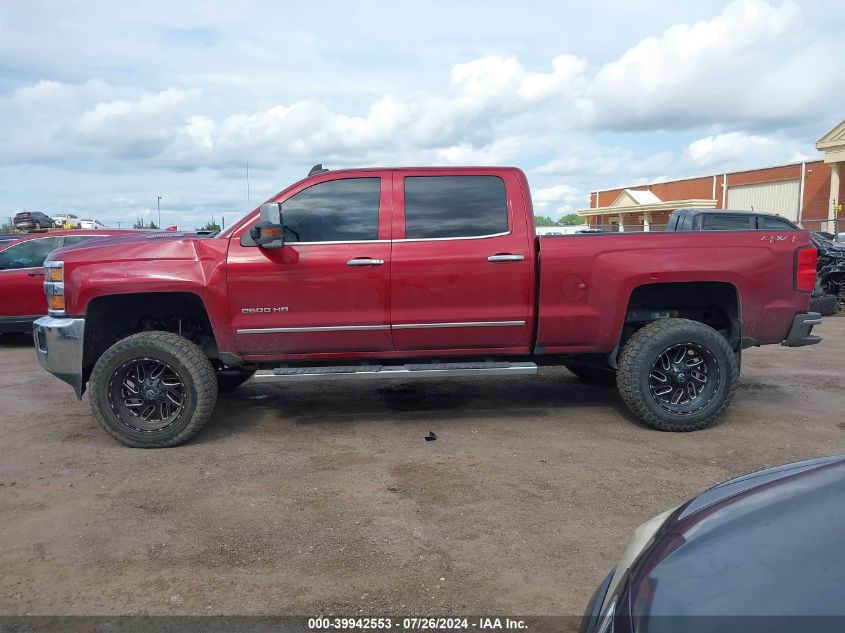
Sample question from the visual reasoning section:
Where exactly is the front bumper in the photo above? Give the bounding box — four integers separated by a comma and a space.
32, 316, 86, 399
781, 311, 822, 347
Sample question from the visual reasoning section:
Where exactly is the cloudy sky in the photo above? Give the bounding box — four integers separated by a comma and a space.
1, 0, 843, 228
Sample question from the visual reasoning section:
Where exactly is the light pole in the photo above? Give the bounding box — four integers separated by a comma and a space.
157, 196, 162, 228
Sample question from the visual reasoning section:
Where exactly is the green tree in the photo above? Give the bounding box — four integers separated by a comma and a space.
558, 213, 582, 226
197, 221, 221, 232
534, 215, 557, 227
133, 219, 159, 229
1, 220, 12, 233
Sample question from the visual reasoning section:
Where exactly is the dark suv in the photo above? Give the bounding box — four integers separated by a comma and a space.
665, 208, 799, 231
13, 211, 54, 230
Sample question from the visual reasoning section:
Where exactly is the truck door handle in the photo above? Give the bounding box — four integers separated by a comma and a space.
27, 271, 45, 277
487, 254, 524, 262
346, 258, 385, 266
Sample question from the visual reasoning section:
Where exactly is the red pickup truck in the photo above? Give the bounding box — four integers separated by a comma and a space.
32, 166, 821, 447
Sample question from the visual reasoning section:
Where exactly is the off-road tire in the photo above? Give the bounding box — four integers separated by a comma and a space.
810, 293, 838, 317
616, 318, 739, 432
564, 363, 616, 385
217, 369, 255, 392
89, 331, 217, 448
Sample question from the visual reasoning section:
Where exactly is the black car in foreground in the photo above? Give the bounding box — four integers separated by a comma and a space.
581, 455, 845, 633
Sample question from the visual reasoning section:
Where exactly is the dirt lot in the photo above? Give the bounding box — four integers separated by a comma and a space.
0, 318, 843, 618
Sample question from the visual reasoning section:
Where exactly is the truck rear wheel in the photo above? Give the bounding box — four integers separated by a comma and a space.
89, 331, 218, 448
616, 318, 739, 432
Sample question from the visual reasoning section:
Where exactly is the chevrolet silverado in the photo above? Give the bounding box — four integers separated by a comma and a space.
32, 166, 822, 447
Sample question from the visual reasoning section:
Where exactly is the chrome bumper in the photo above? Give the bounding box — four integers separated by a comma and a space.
33, 316, 86, 399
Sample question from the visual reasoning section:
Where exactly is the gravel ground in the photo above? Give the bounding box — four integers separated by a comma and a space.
0, 317, 842, 618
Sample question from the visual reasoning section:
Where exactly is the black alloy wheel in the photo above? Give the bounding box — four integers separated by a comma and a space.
107, 357, 186, 432
617, 318, 739, 432
89, 330, 217, 447
647, 342, 719, 415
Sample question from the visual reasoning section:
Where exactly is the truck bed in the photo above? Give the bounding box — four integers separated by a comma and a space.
535, 230, 812, 354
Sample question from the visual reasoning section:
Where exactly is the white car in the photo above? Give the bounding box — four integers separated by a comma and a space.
52, 213, 81, 228
78, 219, 107, 230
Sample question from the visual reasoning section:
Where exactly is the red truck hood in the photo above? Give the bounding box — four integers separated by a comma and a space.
49, 231, 207, 264
48, 232, 232, 320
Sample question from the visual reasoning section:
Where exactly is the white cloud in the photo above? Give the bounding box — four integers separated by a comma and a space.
587, 0, 839, 130
66, 54, 590, 169
536, 147, 676, 182
531, 184, 583, 216
682, 131, 807, 170
33, 0, 833, 176
75, 88, 201, 157
0, 0, 841, 229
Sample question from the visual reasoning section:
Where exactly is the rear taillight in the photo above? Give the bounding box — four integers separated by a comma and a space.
795, 245, 817, 293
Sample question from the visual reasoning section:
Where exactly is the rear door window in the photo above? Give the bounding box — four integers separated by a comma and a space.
757, 216, 796, 230
701, 214, 754, 230
403, 175, 508, 239
679, 215, 693, 230
0, 237, 61, 270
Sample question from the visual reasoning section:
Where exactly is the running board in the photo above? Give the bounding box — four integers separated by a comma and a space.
252, 361, 538, 383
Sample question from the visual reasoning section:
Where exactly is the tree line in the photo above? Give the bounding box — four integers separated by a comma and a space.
535, 213, 582, 227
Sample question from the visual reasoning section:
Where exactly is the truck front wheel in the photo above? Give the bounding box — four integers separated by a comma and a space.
616, 318, 739, 432
89, 331, 218, 447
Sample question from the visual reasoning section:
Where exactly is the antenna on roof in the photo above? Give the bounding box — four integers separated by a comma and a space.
308, 163, 329, 177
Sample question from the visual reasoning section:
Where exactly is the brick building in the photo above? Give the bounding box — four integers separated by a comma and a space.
577, 119, 845, 233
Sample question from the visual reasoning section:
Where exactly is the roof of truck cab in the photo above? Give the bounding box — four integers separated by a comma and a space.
308, 166, 524, 174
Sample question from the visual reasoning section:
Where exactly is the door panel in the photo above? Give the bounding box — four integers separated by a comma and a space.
228, 242, 392, 354
227, 173, 393, 356
0, 269, 48, 318
0, 237, 61, 319
389, 170, 533, 352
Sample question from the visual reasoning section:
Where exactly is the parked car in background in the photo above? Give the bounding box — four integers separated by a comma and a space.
78, 219, 107, 230
13, 211, 55, 230
0, 229, 141, 334
581, 454, 845, 633
51, 213, 82, 229
664, 208, 799, 232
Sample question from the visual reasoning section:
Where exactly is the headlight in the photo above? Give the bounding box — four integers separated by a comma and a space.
44, 260, 65, 316
46, 262, 63, 282
599, 507, 676, 615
